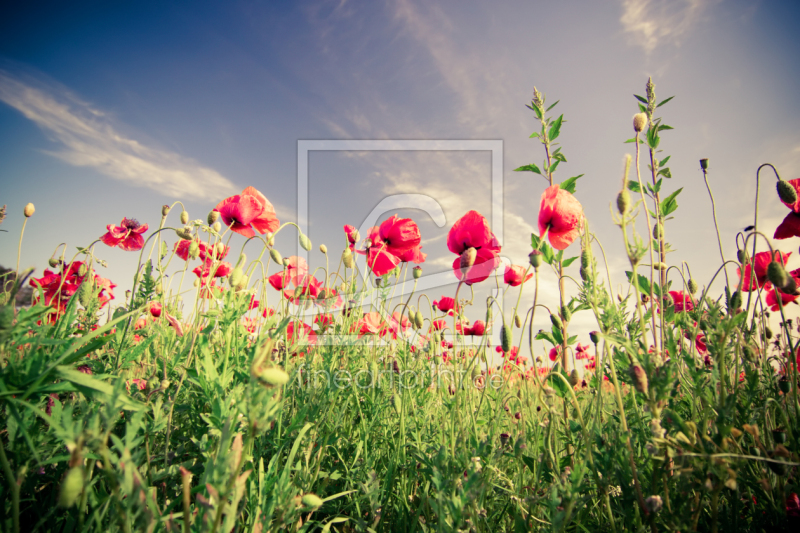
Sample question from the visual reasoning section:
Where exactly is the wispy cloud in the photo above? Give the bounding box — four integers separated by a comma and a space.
620, 0, 713, 53
0, 69, 237, 201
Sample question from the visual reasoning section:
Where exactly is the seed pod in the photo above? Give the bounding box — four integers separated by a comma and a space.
161, 204, 171, 217
208, 210, 220, 225
514, 314, 522, 328
299, 233, 312, 251
765, 327, 773, 340
23, 203, 35, 218
560, 306, 571, 323
568, 369, 580, 387
413, 266, 422, 279
301, 493, 324, 509
687, 279, 698, 294
653, 223, 663, 239
500, 324, 512, 353
58, 467, 84, 508
633, 113, 647, 133
258, 367, 289, 387
319, 244, 327, 254
617, 190, 631, 215
270, 248, 283, 265
550, 314, 563, 330
529, 250, 543, 269
699, 158, 709, 170
180, 211, 189, 225
767, 261, 790, 289
589, 331, 600, 344
777, 180, 798, 205
629, 365, 648, 394
342, 248, 354, 268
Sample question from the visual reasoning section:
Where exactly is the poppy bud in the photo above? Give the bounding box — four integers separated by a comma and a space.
500, 324, 512, 353
653, 223, 663, 239
413, 266, 422, 279
160, 379, 170, 390
736, 249, 748, 264
699, 158, 709, 170
688, 279, 698, 294
569, 369, 580, 387
78, 279, 94, 308
229, 266, 245, 289
301, 493, 324, 509
342, 248, 354, 268
579, 266, 589, 281
180, 211, 189, 225
48, 257, 59, 268
499, 432, 510, 446
767, 261, 790, 289
560, 305, 571, 323
777, 180, 798, 205
299, 233, 312, 251
630, 365, 648, 394
580, 249, 591, 269
205, 211, 218, 226
617, 190, 631, 215
176, 227, 193, 240
633, 113, 647, 133
729, 290, 742, 312
216, 242, 228, 259
654, 262, 667, 271
235, 274, 248, 292
529, 250, 543, 269
23, 203, 35, 218
514, 314, 522, 328
258, 367, 289, 387
589, 331, 600, 344
550, 314, 563, 330
270, 249, 282, 265
743, 345, 755, 361
319, 244, 327, 254
188, 240, 200, 259
460, 247, 477, 271
414, 310, 424, 329
58, 466, 84, 508
78, 264, 88, 277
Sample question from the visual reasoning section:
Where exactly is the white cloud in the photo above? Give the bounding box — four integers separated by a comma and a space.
620, 0, 714, 53
0, 69, 237, 201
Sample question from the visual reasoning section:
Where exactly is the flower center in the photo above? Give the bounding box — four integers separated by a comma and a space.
122, 218, 141, 230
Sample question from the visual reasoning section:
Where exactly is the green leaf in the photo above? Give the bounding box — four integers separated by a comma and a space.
54, 366, 143, 411
546, 100, 560, 112
625, 271, 651, 296
658, 124, 674, 131
529, 131, 540, 138
521, 455, 537, 474
657, 96, 674, 107
549, 160, 560, 174
660, 187, 683, 216
658, 167, 672, 179
627, 180, 641, 193
634, 94, 648, 104
638, 103, 647, 114
562, 256, 579, 268
559, 174, 583, 194
535, 329, 556, 345
527, 103, 543, 119
548, 114, 563, 141
514, 163, 542, 175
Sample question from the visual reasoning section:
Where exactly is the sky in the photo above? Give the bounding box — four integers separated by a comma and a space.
1, 0, 799, 352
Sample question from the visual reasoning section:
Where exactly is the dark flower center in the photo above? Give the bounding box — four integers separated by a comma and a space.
122, 218, 141, 230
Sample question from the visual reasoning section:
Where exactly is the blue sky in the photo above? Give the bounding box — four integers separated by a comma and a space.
1, 0, 799, 341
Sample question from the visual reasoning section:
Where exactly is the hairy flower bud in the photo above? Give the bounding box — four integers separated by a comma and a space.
342, 248, 354, 269
208, 210, 220, 225
560, 305, 571, 323
500, 324, 512, 353
23, 202, 35, 218
188, 240, 200, 259
176, 227, 193, 240
630, 365, 648, 394
460, 247, 477, 271
580, 249, 591, 269
78, 278, 94, 308
161, 204, 171, 217
687, 279, 698, 294
550, 314, 563, 330
301, 493, 324, 509
299, 233, 312, 252
270, 248, 283, 265
617, 190, 631, 215
48, 257, 59, 268
514, 314, 522, 328
632, 113, 647, 133
414, 310, 424, 329
180, 210, 189, 225
528, 250, 543, 269
653, 223, 663, 239
212, 221, 221, 233
257, 366, 289, 387
413, 266, 422, 279
777, 179, 798, 205
58, 467, 84, 508
767, 261, 790, 289
229, 267, 245, 289
319, 244, 327, 254
736, 249, 748, 264
729, 290, 742, 311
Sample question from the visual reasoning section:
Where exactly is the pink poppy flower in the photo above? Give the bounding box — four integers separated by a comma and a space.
737, 250, 791, 291
365, 215, 423, 276
193, 259, 232, 279
101, 218, 149, 251
504, 265, 532, 287
433, 297, 458, 313
447, 211, 501, 285
668, 291, 694, 313
149, 302, 162, 318
357, 311, 384, 337
344, 225, 365, 255
538, 185, 583, 250
214, 186, 280, 238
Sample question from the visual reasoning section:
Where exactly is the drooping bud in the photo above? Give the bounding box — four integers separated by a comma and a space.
176, 227, 193, 240
161, 204, 171, 217
514, 314, 522, 328
550, 314, 563, 330
687, 279, 698, 294
414, 310, 424, 329
58, 467, 84, 508
413, 266, 422, 279
630, 365, 649, 394
319, 244, 327, 254
48, 257, 59, 268
460, 247, 477, 271
560, 305, 571, 323
767, 261, 790, 289
299, 233, 312, 251
342, 248, 354, 268
500, 324, 512, 353
270, 249, 283, 265
777, 180, 798, 205
208, 210, 220, 225
699, 158, 709, 170
617, 190, 631, 215
23, 203, 35, 218
301, 493, 324, 509
180, 210, 189, 225
632, 113, 647, 133
229, 267, 245, 289
736, 249, 748, 264
529, 250, 543, 269
568, 369, 580, 387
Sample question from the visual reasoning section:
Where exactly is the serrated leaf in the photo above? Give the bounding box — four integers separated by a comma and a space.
559, 174, 583, 194
514, 164, 542, 175
625, 271, 651, 296
657, 96, 674, 108
535, 329, 556, 345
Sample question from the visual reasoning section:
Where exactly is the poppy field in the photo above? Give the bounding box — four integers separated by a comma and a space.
2, 79, 800, 532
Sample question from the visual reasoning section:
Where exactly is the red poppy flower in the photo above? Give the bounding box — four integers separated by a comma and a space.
504, 265, 532, 287
193, 259, 233, 279
668, 291, 694, 312
464, 320, 486, 336
775, 179, 800, 240
365, 215, 423, 276
314, 313, 334, 328
214, 186, 280, 238
575, 343, 591, 360
286, 321, 317, 347
283, 275, 323, 304
316, 287, 342, 309
382, 312, 411, 340
549, 346, 561, 362
447, 210, 501, 285
433, 297, 458, 313
787, 493, 800, 517
737, 250, 791, 291
765, 269, 800, 311
432, 319, 447, 331
101, 218, 149, 251
242, 317, 259, 333
268, 272, 289, 290
149, 302, 162, 318
284, 256, 309, 286
396, 245, 427, 264
357, 311, 384, 337
538, 185, 583, 250
30, 261, 115, 316
344, 225, 365, 255
262, 306, 275, 318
